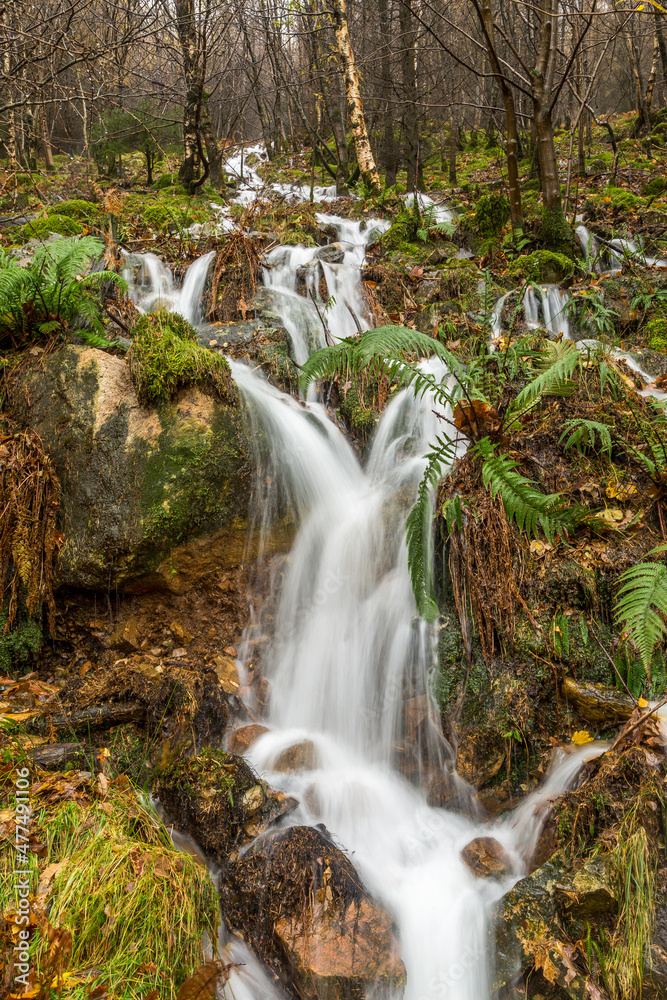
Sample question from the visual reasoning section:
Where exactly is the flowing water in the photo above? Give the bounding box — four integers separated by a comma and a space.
123, 250, 215, 326
125, 202, 613, 998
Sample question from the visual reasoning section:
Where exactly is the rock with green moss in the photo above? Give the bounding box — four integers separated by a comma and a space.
128, 310, 237, 406
507, 250, 575, 284
46, 199, 100, 223
6, 215, 83, 244
13, 343, 253, 591
474, 192, 510, 238
647, 316, 667, 353
154, 749, 297, 862
605, 185, 643, 213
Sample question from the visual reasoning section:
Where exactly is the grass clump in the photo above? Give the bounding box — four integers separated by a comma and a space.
0, 777, 218, 1000
128, 310, 237, 406
474, 192, 510, 238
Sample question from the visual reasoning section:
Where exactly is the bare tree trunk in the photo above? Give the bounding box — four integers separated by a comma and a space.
646, 27, 660, 120
40, 106, 54, 171
378, 0, 397, 185
449, 106, 458, 184
624, 22, 650, 131
655, 12, 667, 102
399, 0, 422, 191
330, 0, 381, 193
473, 0, 524, 228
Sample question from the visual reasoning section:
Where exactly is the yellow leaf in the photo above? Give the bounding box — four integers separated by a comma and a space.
638, 697, 649, 708
572, 730, 594, 745
599, 508, 624, 523
606, 482, 637, 500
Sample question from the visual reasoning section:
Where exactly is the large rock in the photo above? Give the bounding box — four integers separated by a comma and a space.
219, 825, 405, 1000
13, 345, 253, 591
155, 748, 297, 862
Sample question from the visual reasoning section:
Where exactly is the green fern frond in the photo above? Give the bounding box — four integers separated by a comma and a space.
299, 325, 467, 396
510, 343, 581, 415
475, 437, 566, 542
616, 546, 667, 672
559, 419, 613, 457
406, 434, 459, 622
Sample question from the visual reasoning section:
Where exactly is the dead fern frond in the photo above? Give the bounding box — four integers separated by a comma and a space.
0, 426, 61, 635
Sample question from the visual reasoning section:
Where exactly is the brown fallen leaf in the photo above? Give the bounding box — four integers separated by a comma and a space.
176, 961, 234, 1000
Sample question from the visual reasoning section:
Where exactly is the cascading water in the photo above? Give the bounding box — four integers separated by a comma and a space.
222, 354, 608, 1000
524, 285, 572, 340
123, 250, 215, 326
261, 215, 391, 368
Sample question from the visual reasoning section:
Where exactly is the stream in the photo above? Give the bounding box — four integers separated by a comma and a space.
125, 196, 619, 1000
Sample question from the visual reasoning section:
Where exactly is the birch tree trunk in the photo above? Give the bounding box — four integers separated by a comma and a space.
330, 0, 381, 193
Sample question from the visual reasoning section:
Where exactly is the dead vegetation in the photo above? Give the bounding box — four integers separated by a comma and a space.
0, 423, 61, 635
208, 233, 262, 322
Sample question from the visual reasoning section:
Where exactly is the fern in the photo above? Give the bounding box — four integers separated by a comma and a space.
616, 546, 667, 671
298, 325, 468, 399
510, 341, 580, 416
406, 435, 459, 621
0, 236, 125, 347
559, 419, 613, 457
475, 437, 567, 542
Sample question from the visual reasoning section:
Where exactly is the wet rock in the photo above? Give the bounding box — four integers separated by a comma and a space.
461, 837, 515, 880
561, 677, 635, 723
12, 345, 252, 591
494, 853, 600, 999
218, 825, 405, 1000
557, 856, 616, 917
315, 244, 345, 265
229, 723, 270, 754
53, 656, 229, 750
155, 748, 297, 862
211, 654, 240, 694
107, 615, 140, 652
274, 739, 319, 773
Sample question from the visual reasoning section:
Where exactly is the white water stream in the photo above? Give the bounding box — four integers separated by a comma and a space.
122, 194, 616, 999
222, 360, 607, 1000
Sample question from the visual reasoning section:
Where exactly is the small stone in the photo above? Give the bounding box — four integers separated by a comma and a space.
107, 616, 140, 653
224, 645, 237, 657
172, 648, 187, 658
150, 647, 162, 657
229, 724, 269, 754
461, 837, 515, 880
213, 654, 240, 694
170, 621, 193, 644
241, 784, 265, 816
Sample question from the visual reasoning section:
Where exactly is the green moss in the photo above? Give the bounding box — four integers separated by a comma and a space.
647, 316, 667, 353
541, 204, 577, 257
128, 310, 238, 406
642, 177, 667, 198
152, 172, 175, 189
140, 404, 249, 549
474, 192, 510, 238
47, 199, 100, 223
6, 215, 83, 244
605, 186, 643, 212
506, 250, 575, 284
142, 203, 204, 232
0, 602, 42, 674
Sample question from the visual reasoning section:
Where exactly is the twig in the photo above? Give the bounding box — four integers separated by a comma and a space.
586, 619, 639, 707
608, 694, 667, 752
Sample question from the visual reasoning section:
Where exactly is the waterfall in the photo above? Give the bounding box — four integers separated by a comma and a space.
223, 351, 605, 1000
524, 285, 572, 340
123, 250, 215, 326
261, 214, 390, 368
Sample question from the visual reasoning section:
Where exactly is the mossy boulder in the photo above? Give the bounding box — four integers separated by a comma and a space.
128, 310, 237, 406
155, 749, 297, 862
474, 192, 510, 238
647, 316, 667, 353
142, 203, 205, 232
46, 199, 100, 223
605, 185, 643, 213
6, 215, 83, 244
506, 250, 575, 284
13, 344, 253, 591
